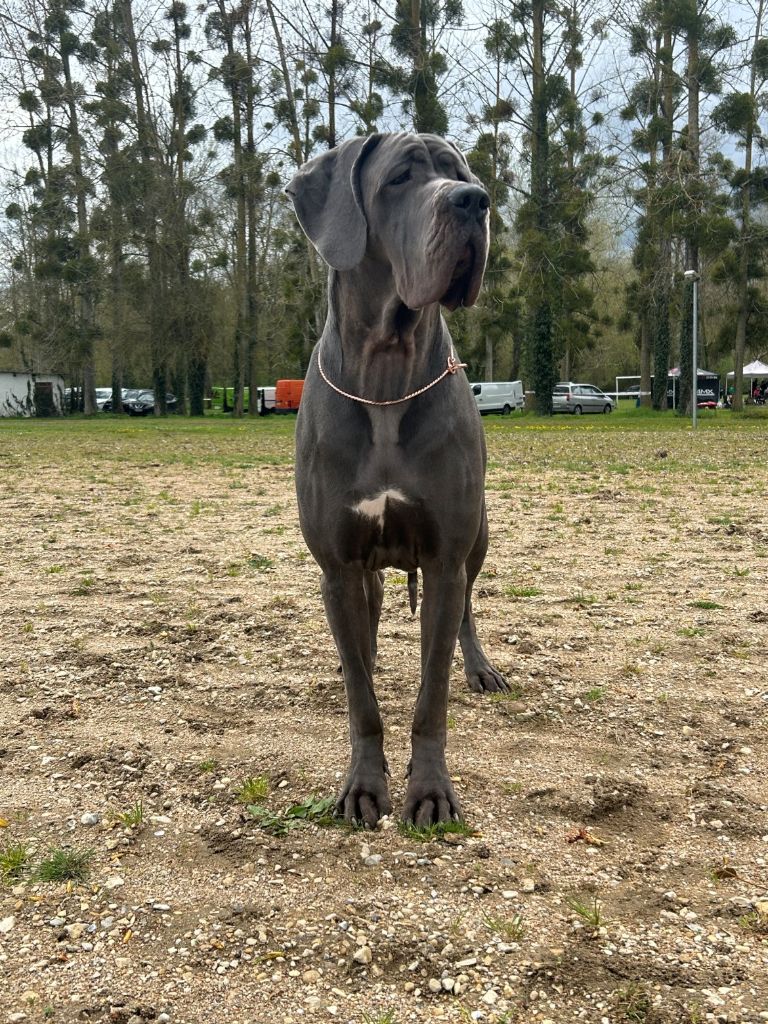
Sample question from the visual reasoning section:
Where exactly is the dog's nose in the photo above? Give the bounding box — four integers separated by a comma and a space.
448, 184, 490, 222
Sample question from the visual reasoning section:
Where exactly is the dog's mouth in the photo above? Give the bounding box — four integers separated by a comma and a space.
439, 242, 484, 311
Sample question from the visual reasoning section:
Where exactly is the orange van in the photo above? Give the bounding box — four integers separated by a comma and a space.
274, 379, 304, 413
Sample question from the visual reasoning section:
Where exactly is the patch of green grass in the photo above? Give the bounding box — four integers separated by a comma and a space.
199, 758, 219, 773
236, 775, 270, 803
505, 585, 542, 599
36, 847, 92, 883
112, 800, 144, 827
613, 982, 654, 1022
678, 626, 705, 637
397, 820, 477, 842
621, 663, 642, 677
489, 686, 526, 703
566, 894, 604, 928
247, 794, 338, 836
72, 575, 95, 596
733, 566, 750, 577
226, 562, 243, 577
484, 912, 525, 942
362, 1011, 397, 1024
502, 781, 524, 795
45, 564, 64, 574
0, 841, 30, 882
582, 687, 606, 702
248, 554, 274, 571
739, 910, 768, 937
563, 590, 597, 606
688, 599, 724, 610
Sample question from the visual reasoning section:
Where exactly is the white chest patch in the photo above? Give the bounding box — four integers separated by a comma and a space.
353, 489, 410, 529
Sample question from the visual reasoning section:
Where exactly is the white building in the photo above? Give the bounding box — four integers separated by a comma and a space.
0, 371, 65, 416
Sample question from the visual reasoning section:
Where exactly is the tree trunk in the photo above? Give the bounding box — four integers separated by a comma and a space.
218, 0, 248, 418
732, 0, 764, 412
244, 10, 260, 417
119, 0, 167, 415
651, 10, 674, 411
530, 0, 554, 415
60, 41, 97, 416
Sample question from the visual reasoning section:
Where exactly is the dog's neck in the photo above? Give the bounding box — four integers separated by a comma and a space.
325, 263, 449, 404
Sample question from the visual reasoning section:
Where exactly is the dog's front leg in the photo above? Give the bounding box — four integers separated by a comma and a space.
403, 563, 466, 826
321, 566, 392, 828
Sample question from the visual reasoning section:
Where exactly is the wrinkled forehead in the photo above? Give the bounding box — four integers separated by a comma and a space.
363, 133, 471, 190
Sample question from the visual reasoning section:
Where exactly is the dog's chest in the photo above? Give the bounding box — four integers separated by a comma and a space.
341, 408, 439, 571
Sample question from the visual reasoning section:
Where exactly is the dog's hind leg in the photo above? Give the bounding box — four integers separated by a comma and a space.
458, 503, 508, 694
322, 567, 392, 827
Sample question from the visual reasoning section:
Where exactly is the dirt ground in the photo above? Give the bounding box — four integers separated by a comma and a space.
0, 415, 767, 1024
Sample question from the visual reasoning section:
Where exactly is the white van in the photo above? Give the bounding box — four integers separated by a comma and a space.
256, 386, 276, 415
471, 380, 524, 415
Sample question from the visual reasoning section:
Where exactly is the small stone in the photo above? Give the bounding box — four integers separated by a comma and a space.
302, 969, 320, 984
8, 1014, 27, 1023
353, 946, 372, 965
441, 977, 455, 992
305, 997, 321, 1011
521, 878, 536, 893
64, 923, 85, 940
502, 890, 518, 900
455, 958, 477, 968
152, 903, 171, 912
80, 812, 101, 826
481, 989, 499, 1006
428, 979, 442, 994
0, 916, 16, 934
105, 875, 125, 890
364, 855, 382, 867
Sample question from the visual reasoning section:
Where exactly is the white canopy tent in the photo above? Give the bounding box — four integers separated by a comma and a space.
726, 359, 768, 378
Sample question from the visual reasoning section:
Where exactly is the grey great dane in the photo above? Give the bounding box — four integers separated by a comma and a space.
287, 132, 508, 828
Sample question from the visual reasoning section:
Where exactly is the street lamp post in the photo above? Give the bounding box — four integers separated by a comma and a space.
684, 270, 700, 429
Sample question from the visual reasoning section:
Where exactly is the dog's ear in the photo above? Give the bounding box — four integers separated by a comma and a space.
286, 135, 382, 271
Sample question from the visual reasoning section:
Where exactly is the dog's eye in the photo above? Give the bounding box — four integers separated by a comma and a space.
389, 169, 411, 186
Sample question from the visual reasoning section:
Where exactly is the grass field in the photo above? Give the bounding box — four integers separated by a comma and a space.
0, 409, 766, 1024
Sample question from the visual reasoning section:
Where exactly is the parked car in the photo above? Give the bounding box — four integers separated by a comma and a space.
95, 388, 113, 410
103, 388, 177, 415
553, 382, 614, 415
471, 380, 525, 415
64, 387, 112, 411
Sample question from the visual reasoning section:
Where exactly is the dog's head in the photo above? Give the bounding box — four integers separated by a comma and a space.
286, 133, 490, 312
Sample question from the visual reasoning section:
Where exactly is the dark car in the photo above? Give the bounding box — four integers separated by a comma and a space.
103, 389, 177, 415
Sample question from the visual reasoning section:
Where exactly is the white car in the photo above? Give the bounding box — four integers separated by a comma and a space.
553, 382, 614, 415
95, 388, 113, 410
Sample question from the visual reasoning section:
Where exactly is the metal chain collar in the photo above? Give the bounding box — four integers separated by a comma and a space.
316, 351, 467, 407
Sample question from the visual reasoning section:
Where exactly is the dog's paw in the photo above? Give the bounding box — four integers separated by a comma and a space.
335, 769, 392, 829
466, 662, 508, 694
402, 774, 462, 827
